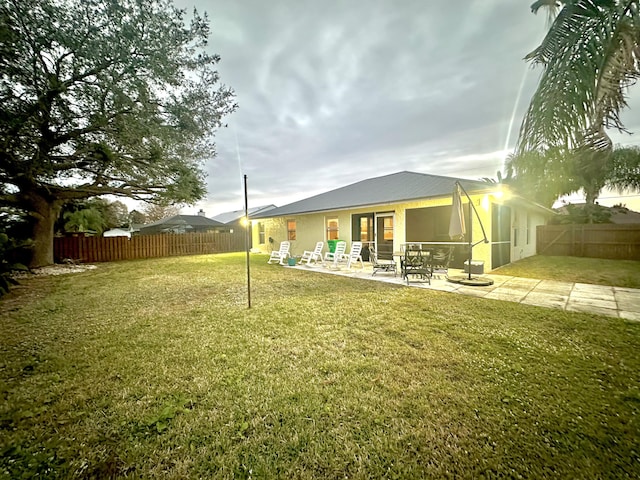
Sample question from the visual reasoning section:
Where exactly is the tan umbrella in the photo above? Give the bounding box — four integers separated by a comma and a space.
449, 183, 466, 240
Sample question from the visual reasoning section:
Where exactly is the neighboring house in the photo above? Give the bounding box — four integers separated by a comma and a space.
250, 171, 555, 271
130, 223, 143, 235
103, 228, 131, 238
554, 203, 640, 224
139, 214, 226, 235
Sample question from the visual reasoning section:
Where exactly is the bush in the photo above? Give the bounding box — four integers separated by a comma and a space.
0, 232, 32, 296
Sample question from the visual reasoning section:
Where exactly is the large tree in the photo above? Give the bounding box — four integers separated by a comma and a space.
0, 0, 236, 266
510, 0, 640, 214
141, 202, 182, 222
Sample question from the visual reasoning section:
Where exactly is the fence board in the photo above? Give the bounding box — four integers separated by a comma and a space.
537, 224, 640, 260
54, 231, 246, 263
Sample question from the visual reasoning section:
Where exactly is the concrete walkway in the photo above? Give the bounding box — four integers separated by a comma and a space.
287, 263, 640, 321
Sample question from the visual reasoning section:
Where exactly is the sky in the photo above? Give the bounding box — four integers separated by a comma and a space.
170, 0, 640, 216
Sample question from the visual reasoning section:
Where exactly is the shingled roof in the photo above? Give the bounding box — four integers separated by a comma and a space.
251, 171, 492, 218
139, 214, 225, 234
212, 205, 276, 224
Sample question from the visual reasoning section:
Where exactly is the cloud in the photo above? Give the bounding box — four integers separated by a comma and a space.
171, 0, 640, 216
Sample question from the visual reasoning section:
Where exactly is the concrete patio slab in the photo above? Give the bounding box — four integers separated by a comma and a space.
521, 292, 568, 309
502, 278, 541, 287
485, 290, 529, 303
533, 280, 574, 295
569, 288, 616, 303
566, 303, 619, 317
573, 283, 615, 294
569, 296, 617, 309
615, 292, 640, 311
620, 311, 640, 321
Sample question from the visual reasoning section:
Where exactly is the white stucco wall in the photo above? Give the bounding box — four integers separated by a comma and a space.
510, 207, 545, 262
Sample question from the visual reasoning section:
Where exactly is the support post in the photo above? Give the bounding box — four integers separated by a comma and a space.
244, 174, 251, 309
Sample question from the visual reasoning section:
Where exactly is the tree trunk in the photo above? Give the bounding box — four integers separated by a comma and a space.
27, 194, 63, 268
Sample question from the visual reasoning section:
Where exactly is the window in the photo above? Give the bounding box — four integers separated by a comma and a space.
326, 217, 339, 240
287, 219, 296, 241
258, 222, 265, 244
359, 217, 371, 241
513, 211, 519, 247
526, 214, 531, 245
383, 217, 393, 240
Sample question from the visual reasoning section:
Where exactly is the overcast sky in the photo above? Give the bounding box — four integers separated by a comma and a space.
172, 0, 640, 215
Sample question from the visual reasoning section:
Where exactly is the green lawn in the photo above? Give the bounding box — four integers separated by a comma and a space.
1, 253, 639, 479
493, 254, 640, 288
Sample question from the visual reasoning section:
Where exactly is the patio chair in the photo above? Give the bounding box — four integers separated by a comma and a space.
337, 241, 364, 270
402, 246, 431, 285
430, 246, 454, 278
323, 240, 347, 268
267, 241, 291, 265
369, 246, 396, 276
300, 241, 324, 266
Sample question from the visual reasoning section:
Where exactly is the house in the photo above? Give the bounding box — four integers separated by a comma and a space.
138, 214, 226, 235
554, 203, 640, 224
250, 171, 555, 271
103, 228, 131, 238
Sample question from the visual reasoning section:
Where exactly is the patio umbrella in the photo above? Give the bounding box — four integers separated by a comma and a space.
449, 183, 466, 240
446, 181, 494, 286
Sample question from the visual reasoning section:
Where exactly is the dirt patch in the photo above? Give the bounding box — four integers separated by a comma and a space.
11, 263, 98, 278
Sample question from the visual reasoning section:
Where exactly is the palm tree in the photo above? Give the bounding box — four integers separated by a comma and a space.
510, 1, 640, 214
608, 145, 640, 192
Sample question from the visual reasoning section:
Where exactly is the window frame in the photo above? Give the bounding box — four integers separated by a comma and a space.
326, 217, 339, 240
287, 219, 297, 241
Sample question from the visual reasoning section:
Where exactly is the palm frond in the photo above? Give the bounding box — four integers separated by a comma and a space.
516, 1, 640, 155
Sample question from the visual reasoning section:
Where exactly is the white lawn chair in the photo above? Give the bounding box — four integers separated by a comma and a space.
267, 241, 290, 265
337, 241, 364, 270
323, 240, 346, 268
300, 241, 324, 266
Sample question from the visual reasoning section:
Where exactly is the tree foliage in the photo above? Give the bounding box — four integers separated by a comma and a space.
510, 1, 640, 213
608, 145, 640, 191
104, 200, 130, 229
56, 198, 129, 234
142, 203, 182, 223
0, 0, 236, 266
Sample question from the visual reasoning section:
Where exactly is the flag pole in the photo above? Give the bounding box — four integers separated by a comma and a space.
244, 174, 251, 309
467, 186, 473, 280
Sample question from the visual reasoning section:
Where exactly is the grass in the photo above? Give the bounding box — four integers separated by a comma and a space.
493, 254, 640, 288
1, 253, 639, 479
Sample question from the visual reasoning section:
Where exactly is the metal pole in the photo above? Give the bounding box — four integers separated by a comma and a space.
468, 192, 473, 280
244, 174, 251, 308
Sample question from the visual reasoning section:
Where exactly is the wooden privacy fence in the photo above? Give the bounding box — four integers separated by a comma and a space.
537, 224, 640, 260
54, 232, 247, 263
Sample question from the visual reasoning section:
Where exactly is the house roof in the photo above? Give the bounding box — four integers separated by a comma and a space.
212, 205, 276, 224
141, 214, 225, 229
252, 171, 499, 218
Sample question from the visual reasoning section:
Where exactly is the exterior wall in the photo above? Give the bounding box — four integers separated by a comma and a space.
252, 191, 549, 270
510, 207, 545, 262
252, 209, 370, 256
